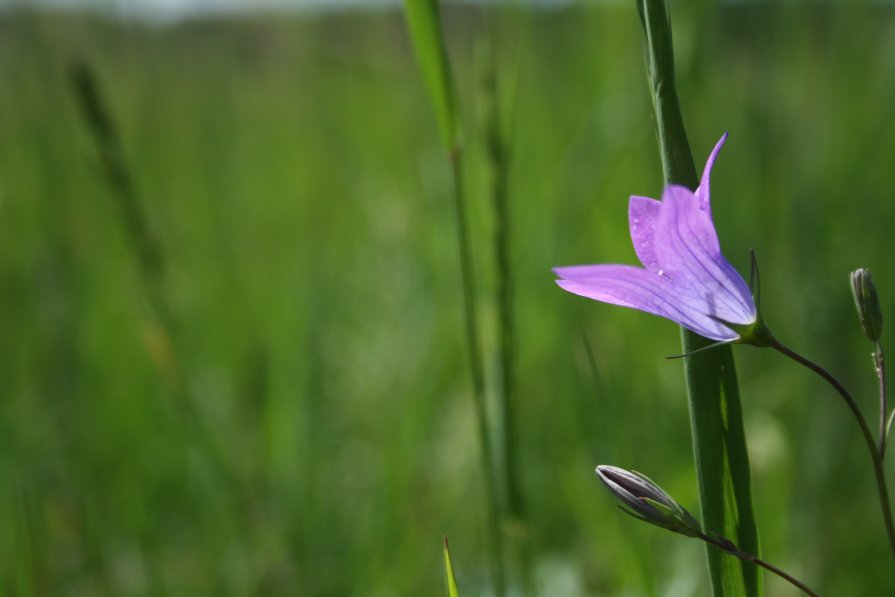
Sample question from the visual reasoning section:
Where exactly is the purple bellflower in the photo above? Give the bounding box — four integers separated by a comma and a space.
555, 134, 765, 344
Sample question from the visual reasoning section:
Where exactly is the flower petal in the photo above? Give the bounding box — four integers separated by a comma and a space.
629, 195, 661, 272
554, 265, 609, 279
696, 132, 727, 211
555, 264, 739, 340
653, 185, 755, 325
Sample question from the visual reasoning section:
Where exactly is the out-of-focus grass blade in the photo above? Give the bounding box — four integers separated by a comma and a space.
403, 0, 458, 151
403, 2, 506, 594
443, 536, 460, 597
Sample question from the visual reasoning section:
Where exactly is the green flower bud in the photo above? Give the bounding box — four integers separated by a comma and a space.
851, 268, 883, 342
596, 465, 701, 537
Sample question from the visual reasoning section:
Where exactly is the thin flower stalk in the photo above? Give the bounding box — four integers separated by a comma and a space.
876, 343, 888, 457
597, 466, 819, 596
850, 268, 889, 455
769, 339, 895, 562
885, 349, 895, 445
695, 532, 820, 597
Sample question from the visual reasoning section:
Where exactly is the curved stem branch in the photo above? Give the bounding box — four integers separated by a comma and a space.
696, 532, 820, 597
770, 339, 895, 562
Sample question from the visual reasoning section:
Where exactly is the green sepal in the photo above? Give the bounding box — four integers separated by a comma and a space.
640, 497, 701, 537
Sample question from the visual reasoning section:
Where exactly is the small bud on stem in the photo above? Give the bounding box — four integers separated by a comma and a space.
849, 270, 892, 458
596, 466, 702, 537
596, 465, 820, 596
851, 268, 884, 343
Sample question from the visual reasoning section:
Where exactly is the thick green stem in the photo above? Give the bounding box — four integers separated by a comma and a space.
637, 1, 762, 595
771, 340, 895, 563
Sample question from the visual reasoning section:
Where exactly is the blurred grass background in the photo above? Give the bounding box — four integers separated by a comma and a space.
3, 1, 895, 594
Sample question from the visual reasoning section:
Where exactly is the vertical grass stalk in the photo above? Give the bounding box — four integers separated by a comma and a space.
448, 151, 506, 596
480, 18, 533, 593
69, 61, 251, 513
70, 62, 172, 332
483, 23, 521, 529
403, 2, 506, 594
636, 1, 762, 595
770, 340, 895, 562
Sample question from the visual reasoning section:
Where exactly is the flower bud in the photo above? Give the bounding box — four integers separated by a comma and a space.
596, 465, 701, 537
850, 268, 883, 342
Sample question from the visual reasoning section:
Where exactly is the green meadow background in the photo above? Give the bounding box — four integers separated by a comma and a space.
3, 1, 895, 594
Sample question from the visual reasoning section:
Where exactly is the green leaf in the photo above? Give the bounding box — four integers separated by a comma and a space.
443, 536, 460, 597
636, 0, 763, 595
403, 0, 459, 152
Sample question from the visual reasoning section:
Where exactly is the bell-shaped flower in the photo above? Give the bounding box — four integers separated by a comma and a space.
555, 133, 758, 342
